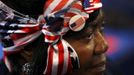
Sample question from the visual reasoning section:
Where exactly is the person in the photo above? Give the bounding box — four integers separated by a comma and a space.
0, 0, 108, 75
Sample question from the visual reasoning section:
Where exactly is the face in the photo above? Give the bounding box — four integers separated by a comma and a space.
64, 19, 108, 75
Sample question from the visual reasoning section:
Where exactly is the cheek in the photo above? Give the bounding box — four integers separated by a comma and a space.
72, 40, 95, 66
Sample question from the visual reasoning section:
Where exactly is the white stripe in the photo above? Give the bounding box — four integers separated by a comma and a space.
64, 40, 80, 68
3, 45, 24, 52
42, 29, 55, 36
68, 8, 81, 15
44, 0, 62, 16
76, 1, 82, 5
0, 22, 38, 27
66, 1, 89, 18
67, 1, 82, 15
42, 30, 60, 43
90, 0, 94, 2
0, 21, 7, 26
4, 56, 12, 72
3, 31, 41, 52
52, 45, 59, 75
61, 40, 69, 75
7, 30, 26, 33
57, 27, 69, 35
42, 29, 61, 36
45, 39, 59, 43
81, 12, 89, 18
43, 46, 51, 74
84, 3, 102, 10
10, 24, 39, 27
45, 39, 55, 43
86, 10, 94, 13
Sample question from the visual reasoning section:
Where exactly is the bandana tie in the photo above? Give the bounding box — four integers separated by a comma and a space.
0, 0, 102, 75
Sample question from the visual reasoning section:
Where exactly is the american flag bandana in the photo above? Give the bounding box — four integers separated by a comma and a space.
0, 0, 102, 75
83, 0, 102, 13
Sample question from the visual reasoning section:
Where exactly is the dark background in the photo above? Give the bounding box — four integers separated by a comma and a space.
102, 0, 134, 75
0, 0, 134, 75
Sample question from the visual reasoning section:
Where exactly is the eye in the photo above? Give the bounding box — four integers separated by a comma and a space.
85, 32, 94, 40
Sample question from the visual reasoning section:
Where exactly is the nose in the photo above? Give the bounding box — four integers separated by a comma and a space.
93, 31, 108, 55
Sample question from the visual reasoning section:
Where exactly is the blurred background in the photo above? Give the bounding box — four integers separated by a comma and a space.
0, 0, 134, 75
103, 0, 134, 75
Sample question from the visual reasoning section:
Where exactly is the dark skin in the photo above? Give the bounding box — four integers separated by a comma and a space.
1, 0, 108, 75
64, 10, 108, 75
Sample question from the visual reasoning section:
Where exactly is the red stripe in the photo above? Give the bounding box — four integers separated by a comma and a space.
64, 22, 69, 27
21, 26, 40, 33
10, 26, 40, 40
71, 2, 82, 10
57, 41, 64, 75
64, 2, 83, 18
43, 0, 53, 12
45, 35, 60, 41
72, 17, 85, 30
3, 50, 21, 55
65, 12, 77, 18
46, 46, 54, 75
52, 0, 69, 12
3, 55, 13, 72
10, 34, 27, 40
94, 0, 101, 3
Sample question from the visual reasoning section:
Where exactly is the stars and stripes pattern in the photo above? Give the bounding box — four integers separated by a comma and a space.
0, 0, 103, 75
83, 0, 103, 13
42, 0, 81, 75
43, 40, 79, 75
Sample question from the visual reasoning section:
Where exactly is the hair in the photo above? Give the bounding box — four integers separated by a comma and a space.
7, 34, 48, 75
29, 34, 49, 75
1, 0, 48, 75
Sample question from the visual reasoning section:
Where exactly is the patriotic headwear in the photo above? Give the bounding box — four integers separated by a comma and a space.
0, 0, 102, 75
